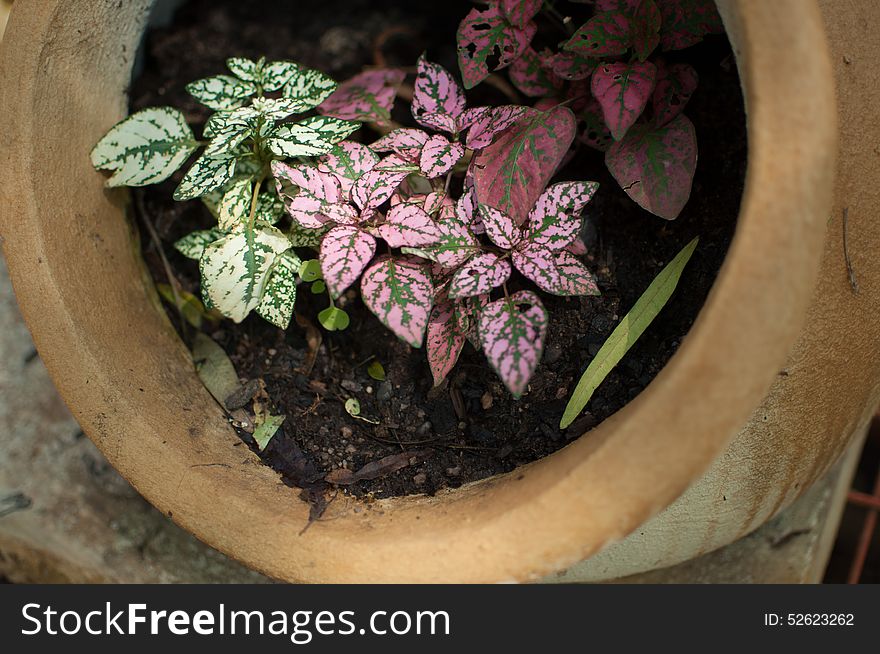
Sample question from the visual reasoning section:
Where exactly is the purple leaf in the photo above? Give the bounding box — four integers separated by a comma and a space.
500, 0, 543, 29
564, 12, 632, 57
351, 164, 410, 216
528, 181, 599, 250
412, 56, 466, 132
465, 105, 532, 151
651, 61, 698, 127
419, 134, 465, 179
591, 61, 657, 141
578, 96, 614, 151
449, 253, 512, 299
370, 128, 429, 161
554, 250, 600, 296
361, 256, 434, 347
473, 106, 576, 225
478, 291, 548, 398
546, 51, 597, 81
457, 4, 537, 90
478, 203, 522, 249
320, 225, 377, 298
605, 113, 697, 220
376, 203, 442, 248
632, 0, 662, 61
317, 141, 380, 193
658, 0, 724, 52
509, 47, 563, 98
511, 242, 563, 293
459, 106, 493, 131
318, 69, 405, 126
426, 299, 467, 386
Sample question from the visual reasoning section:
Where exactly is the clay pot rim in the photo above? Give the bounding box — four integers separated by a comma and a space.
0, 0, 836, 582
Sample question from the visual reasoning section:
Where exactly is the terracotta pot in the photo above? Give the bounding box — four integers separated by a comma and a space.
0, 0, 855, 583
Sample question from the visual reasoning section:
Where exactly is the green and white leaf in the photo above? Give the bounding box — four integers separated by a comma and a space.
255, 192, 284, 225
173, 152, 237, 201
226, 57, 259, 82
252, 97, 302, 122
174, 228, 224, 260
186, 75, 257, 111
218, 177, 253, 230
282, 67, 338, 112
267, 116, 359, 158
90, 107, 197, 187
256, 250, 301, 329
260, 61, 302, 92
199, 225, 292, 323
289, 222, 329, 249
204, 123, 250, 158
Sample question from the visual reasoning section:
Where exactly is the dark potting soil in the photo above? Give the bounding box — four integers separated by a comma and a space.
131, 0, 745, 500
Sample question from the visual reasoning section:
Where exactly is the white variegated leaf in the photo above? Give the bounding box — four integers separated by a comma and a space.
185, 75, 257, 111
283, 67, 338, 112
204, 124, 249, 158
260, 61, 301, 92
255, 192, 284, 225
90, 107, 197, 187
288, 221, 329, 249
199, 226, 291, 323
226, 57, 259, 82
267, 117, 359, 158
174, 228, 225, 260
173, 152, 237, 201
256, 250, 301, 329
218, 178, 253, 230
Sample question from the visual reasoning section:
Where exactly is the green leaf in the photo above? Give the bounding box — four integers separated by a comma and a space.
217, 177, 253, 230
560, 237, 699, 429
90, 107, 197, 187
173, 152, 238, 201
156, 283, 216, 329
367, 360, 386, 381
252, 413, 285, 451
173, 228, 224, 260
256, 251, 301, 329
298, 259, 323, 282
267, 116, 360, 158
282, 67, 338, 112
318, 306, 350, 331
186, 74, 257, 111
191, 332, 241, 407
310, 280, 327, 294
344, 398, 361, 417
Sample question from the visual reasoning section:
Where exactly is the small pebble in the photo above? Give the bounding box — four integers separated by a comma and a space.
340, 426, 353, 439
445, 466, 461, 477
413, 473, 427, 485
366, 386, 373, 394
480, 392, 493, 410
416, 421, 433, 436
376, 381, 393, 403
345, 444, 357, 454
340, 379, 362, 393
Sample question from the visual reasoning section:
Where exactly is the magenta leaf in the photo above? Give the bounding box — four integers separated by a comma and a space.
370, 128, 429, 161
554, 250, 600, 296
478, 291, 548, 398
605, 113, 697, 219
546, 51, 597, 81
596, 0, 639, 10
376, 203, 442, 248
578, 96, 614, 151
473, 106, 576, 225
427, 298, 468, 386
318, 69, 405, 126
478, 203, 522, 249
528, 181, 599, 250
652, 61, 698, 127
457, 4, 537, 90
459, 106, 493, 131
511, 242, 563, 293
500, 0, 542, 29
419, 134, 465, 179
361, 256, 434, 347
423, 191, 447, 216
350, 164, 410, 217
465, 105, 532, 151
412, 56, 466, 133
320, 225, 377, 298
564, 12, 632, 57
432, 206, 481, 268
317, 141, 379, 193
449, 253, 512, 299
632, 0, 662, 61
591, 61, 657, 141
272, 161, 354, 228
509, 47, 562, 98
658, 0, 724, 51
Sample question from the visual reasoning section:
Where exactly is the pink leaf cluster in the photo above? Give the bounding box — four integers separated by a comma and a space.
318, 69, 406, 127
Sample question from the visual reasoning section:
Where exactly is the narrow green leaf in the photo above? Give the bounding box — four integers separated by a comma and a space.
560, 237, 699, 429
191, 332, 241, 407
253, 413, 285, 451
367, 360, 386, 381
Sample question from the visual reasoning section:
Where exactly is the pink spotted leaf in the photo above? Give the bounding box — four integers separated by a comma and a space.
457, 4, 537, 89
320, 225, 377, 298
318, 69, 405, 126
546, 51, 597, 81
555, 250, 600, 296
478, 291, 548, 398
361, 256, 434, 347
458, 106, 492, 131
426, 299, 468, 386
500, 0, 543, 29
351, 162, 410, 216
528, 181, 599, 250
652, 61, 698, 127
591, 61, 657, 141
272, 161, 354, 228
478, 203, 522, 249
605, 113, 697, 220
632, 0, 662, 61
511, 242, 563, 294
431, 204, 481, 268
419, 135, 465, 179
473, 106, 576, 225
567, 236, 588, 256
370, 128, 429, 161
423, 191, 447, 216
449, 253, 512, 299
375, 203, 442, 248
412, 56, 466, 133
465, 105, 532, 151
317, 141, 379, 193
563, 12, 632, 57
509, 47, 563, 98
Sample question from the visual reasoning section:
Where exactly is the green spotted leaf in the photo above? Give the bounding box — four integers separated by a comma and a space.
283, 67, 338, 112
173, 228, 224, 260
256, 250, 301, 329
255, 192, 284, 225
90, 107, 198, 187
199, 225, 291, 322
186, 74, 257, 111
226, 57, 259, 82
218, 178, 253, 230
267, 116, 359, 158
173, 152, 238, 201
204, 123, 250, 158
289, 222, 329, 249
260, 61, 301, 92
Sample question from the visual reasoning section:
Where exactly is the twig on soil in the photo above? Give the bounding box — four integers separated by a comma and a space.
843, 207, 859, 294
